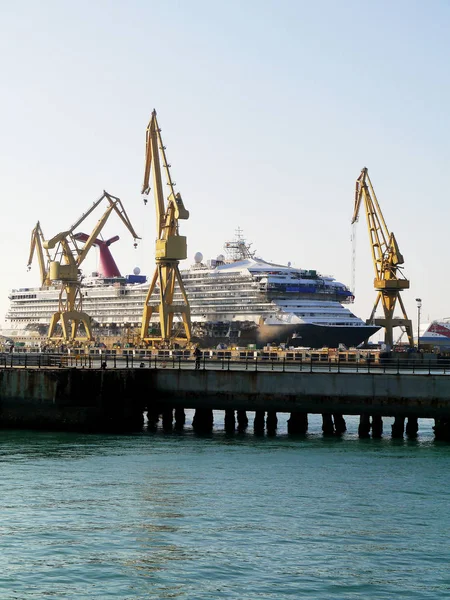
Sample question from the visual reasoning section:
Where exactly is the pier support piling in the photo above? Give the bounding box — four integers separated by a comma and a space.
287, 412, 308, 434
162, 408, 173, 431
174, 408, 186, 430
224, 409, 236, 433
406, 416, 419, 437
266, 411, 278, 435
254, 410, 265, 434
322, 413, 334, 435
434, 418, 450, 441
371, 415, 383, 438
237, 410, 248, 431
333, 413, 347, 434
358, 414, 371, 438
147, 407, 160, 430
391, 416, 405, 438
192, 408, 214, 433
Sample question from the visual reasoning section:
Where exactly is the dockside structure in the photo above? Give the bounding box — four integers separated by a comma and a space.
1, 357, 450, 440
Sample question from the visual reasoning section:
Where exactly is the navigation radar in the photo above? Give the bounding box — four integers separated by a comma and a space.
194, 252, 203, 264
133, 267, 141, 275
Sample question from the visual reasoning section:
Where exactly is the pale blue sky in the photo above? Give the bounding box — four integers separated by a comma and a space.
1, 0, 449, 335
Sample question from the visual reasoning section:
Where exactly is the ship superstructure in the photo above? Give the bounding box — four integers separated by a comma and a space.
4, 233, 379, 348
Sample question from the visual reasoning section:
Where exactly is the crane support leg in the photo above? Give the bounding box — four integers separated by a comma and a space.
48, 285, 93, 342
397, 295, 414, 347
175, 266, 192, 341
141, 261, 191, 345
141, 269, 158, 341
48, 311, 93, 342
371, 292, 413, 348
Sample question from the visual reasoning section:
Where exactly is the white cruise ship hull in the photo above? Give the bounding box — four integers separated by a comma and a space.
4, 246, 379, 349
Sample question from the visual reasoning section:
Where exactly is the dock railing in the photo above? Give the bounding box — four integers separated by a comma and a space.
1, 352, 450, 375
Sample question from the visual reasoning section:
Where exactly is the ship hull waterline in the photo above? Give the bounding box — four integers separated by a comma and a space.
192, 322, 380, 349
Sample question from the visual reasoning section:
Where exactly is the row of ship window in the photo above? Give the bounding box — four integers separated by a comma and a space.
8, 318, 361, 327
11, 285, 342, 300
11, 296, 352, 309
9, 304, 353, 317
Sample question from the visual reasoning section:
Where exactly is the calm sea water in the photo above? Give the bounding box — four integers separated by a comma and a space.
1, 413, 449, 599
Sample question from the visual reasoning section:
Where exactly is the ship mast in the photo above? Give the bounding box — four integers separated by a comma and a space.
224, 228, 255, 262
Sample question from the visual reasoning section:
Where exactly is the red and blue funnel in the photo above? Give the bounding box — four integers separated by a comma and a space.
74, 233, 121, 277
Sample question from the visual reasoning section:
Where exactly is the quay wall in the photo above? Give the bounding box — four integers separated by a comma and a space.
152, 370, 450, 418
1, 367, 450, 430
0, 368, 148, 430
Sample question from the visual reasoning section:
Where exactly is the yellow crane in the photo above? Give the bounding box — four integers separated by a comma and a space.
40, 191, 140, 343
140, 109, 192, 345
352, 167, 413, 348
28, 221, 52, 286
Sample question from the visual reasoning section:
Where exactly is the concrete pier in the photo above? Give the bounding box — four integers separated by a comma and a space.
192, 408, 214, 433
391, 416, 405, 438
434, 418, 450, 441
224, 409, 236, 432
333, 413, 347, 434
0, 368, 145, 432
322, 413, 334, 435
2, 365, 450, 440
162, 408, 173, 431
174, 407, 186, 430
147, 407, 160, 429
371, 415, 383, 438
237, 410, 248, 430
266, 411, 278, 434
152, 367, 450, 421
287, 412, 308, 434
358, 414, 371, 438
406, 416, 419, 437
254, 410, 265, 433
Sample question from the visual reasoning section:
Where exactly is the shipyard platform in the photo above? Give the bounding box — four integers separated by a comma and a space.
1, 353, 450, 440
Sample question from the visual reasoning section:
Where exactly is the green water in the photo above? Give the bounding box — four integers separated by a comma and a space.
1, 413, 449, 599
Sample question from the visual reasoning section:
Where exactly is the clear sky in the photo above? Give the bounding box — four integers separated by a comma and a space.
1, 0, 449, 337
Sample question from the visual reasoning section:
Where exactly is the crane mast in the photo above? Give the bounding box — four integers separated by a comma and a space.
40, 191, 140, 343
352, 167, 413, 348
140, 110, 192, 345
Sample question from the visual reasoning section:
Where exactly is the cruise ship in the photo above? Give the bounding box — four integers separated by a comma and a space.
419, 320, 450, 351
3, 233, 379, 348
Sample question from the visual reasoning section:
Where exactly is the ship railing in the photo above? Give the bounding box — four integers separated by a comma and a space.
2, 352, 450, 375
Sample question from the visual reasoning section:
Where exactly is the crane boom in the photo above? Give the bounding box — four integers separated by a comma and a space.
41, 191, 140, 343
140, 110, 192, 345
142, 110, 189, 237
28, 221, 51, 286
75, 192, 139, 266
352, 167, 413, 348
